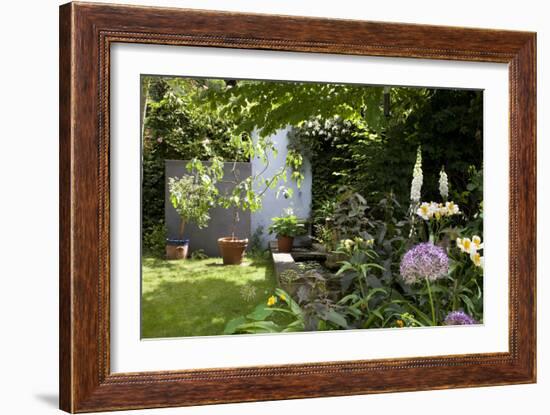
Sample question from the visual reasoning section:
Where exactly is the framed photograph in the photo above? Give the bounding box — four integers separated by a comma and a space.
59, 2, 536, 412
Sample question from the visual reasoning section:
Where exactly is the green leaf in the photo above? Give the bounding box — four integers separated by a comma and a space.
223, 317, 247, 334
366, 287, 387, 302
281, 319, 305, 332
460, 294, 476, 315
235, 321, 281, 333
372, 309, 384, 321
275, 288, 303, 317
326, 310, 348, 328
246, 304, 273, 321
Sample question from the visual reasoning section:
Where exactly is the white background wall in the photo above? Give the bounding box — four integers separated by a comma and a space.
251, 127, 312, 246
0, 1, 547, 414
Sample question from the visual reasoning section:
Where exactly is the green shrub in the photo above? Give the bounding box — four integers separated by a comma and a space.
142, 222, 166, 258
268, 211, 306, 237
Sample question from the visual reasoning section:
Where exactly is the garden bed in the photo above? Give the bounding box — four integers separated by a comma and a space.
269, 240, 331, 286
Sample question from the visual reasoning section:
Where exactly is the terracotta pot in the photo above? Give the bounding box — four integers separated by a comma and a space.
218, 237, 248, 265
277, 235, 294, 253
166, 239, 189, 260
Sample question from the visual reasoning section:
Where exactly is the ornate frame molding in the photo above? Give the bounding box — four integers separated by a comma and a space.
60, 2, 536, 412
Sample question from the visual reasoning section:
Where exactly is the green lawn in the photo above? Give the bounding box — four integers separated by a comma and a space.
141, 256, 277, 338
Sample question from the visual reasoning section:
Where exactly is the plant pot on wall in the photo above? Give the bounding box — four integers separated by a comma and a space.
277, 235, 294, 253
166, 238, 189, 260
218, 237, 248, 265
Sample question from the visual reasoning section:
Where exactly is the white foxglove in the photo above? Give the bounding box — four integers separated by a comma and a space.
439, 167, 449, 201
410, 146, 423, 202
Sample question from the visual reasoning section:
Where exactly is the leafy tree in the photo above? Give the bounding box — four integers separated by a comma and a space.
141, 78, 247, 255
168, 175, 216, 239
197, 79, 391, 138
185, 134, 302, 238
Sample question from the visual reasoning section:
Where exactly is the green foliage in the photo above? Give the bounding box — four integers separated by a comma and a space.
142, 75, 484, 331
144, 78, 244, 161
142, 150, 167, 256
190, 249, 209, 260
288, 88, 483, 217
142, 76, 307, 250
185, 143, 296, 236
142, 222, 166, 258
247, 226, 271, 261
329, 187, 373, 239
199, 80, 387, 138
268, 211, 306, 237
224, 280, 350, 334
141, 77, 247, 256
168, 175, 216, 237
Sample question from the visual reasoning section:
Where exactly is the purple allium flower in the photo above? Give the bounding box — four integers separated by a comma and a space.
400, 242, 449, 284
444, 310, 477, 325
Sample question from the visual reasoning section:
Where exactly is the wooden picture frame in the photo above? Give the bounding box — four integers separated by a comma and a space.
59, 2, 536, 412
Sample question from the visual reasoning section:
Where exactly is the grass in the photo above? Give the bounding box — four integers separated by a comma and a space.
141, 256, 277, 338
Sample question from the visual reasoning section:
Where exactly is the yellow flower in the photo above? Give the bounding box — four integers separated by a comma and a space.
396, 319, 404, 328
470, 251, 484, 268
279, 293, 287, 302
472, 235, 483, 251
267, 295, 277, 306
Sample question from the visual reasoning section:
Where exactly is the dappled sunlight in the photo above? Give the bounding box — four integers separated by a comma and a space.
141, 257, 276, 338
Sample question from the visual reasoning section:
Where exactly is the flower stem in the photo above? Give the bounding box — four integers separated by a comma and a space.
425, 277, 436, 326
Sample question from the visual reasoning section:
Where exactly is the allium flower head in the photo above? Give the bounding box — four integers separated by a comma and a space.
439, 167, 449, 200
444, 310, 477, 325
410, 146, 423, 203
400, 242, 449, 284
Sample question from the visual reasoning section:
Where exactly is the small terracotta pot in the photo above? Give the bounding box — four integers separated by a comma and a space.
166, 239, 189, 260
218, 237, 248, 265
277, 235, 294, 253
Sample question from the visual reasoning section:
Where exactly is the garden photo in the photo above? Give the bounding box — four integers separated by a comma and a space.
140, 76, 484, 338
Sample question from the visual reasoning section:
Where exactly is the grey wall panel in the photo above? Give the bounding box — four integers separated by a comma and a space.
165, 160, 251, 257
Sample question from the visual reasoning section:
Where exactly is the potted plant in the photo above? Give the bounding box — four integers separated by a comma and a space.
167, 174, 215, 260
268, 210, 306, 253
215, 161, 285, 265
186, 133, 302, 265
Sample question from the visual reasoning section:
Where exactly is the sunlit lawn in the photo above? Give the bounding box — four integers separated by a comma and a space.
141, 256, 276, 338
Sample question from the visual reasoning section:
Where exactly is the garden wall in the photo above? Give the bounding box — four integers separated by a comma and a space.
165, 160, 251, 256
250, 127, 312, 247
165, 127, 313, 255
